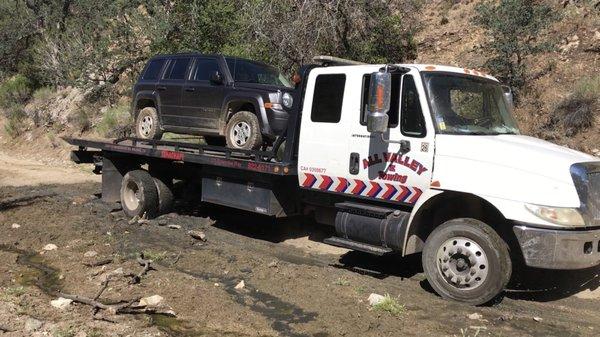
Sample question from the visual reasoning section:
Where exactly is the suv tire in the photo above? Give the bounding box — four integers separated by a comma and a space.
135, 107, 163, 140
225, 111, 262, 150
422, 218, 511, 305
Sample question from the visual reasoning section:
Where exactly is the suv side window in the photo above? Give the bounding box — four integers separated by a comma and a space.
311, 74, 346, 123
400, 75, 426, 137
163, 58, 191, 80
360, 73, 400, 127
142, 59, 165, 80
192, 58, 219, 81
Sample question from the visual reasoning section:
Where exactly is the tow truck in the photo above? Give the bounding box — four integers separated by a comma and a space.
67, 56, 600, 305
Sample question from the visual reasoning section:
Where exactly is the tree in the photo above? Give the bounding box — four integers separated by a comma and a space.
474, 0, 556, 99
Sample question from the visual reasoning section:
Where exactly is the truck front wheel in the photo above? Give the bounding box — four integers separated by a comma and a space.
422, 218, 512, 305
225, 111, 262, 150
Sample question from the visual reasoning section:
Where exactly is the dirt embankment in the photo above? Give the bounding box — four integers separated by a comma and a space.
0, 153, 600, 336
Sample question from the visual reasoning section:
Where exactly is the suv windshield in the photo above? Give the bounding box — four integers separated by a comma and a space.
227, 58, 292, 88
423, 73, 519, 135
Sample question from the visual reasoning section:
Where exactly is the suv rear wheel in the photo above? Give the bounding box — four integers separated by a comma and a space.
136, 107, 163, 140
225, 111, 262, 150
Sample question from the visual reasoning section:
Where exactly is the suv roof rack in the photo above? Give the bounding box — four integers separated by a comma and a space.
313, 55, 366, 66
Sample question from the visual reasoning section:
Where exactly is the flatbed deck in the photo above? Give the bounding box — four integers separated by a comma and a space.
65, 137, 296, 176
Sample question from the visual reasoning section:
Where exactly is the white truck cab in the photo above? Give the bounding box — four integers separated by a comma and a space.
297, 62, 600, 304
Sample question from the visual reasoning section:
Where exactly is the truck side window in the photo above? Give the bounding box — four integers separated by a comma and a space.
192, 58, 219, 81
400, 75, 426, 137
360, 74, 400, 127
311, 74, 346, 123
142, 59, 165, 80
164, 58, 191, 80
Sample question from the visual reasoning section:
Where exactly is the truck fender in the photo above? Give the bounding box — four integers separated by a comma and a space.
221, 93, 271, 136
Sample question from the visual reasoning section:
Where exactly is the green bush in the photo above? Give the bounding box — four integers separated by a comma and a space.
553, 76, 599, 136
68, 107, 92, 133
96, 104, 131, 138
32, 87, 54, 102
0, 75, 32, 108
4, 106, 27, 138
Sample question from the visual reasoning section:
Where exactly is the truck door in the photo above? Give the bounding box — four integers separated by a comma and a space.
298, 66, 434, 206
157, 57, 192, 126
181, 57, 225, 130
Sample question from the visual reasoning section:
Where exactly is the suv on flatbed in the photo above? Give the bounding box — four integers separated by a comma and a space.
132, 53, 295, 149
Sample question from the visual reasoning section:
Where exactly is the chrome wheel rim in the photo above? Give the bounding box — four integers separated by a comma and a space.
123, 181, 141, 211
436, 237, 489, 290
231, 121, 251, 147
139, 115, 153, 137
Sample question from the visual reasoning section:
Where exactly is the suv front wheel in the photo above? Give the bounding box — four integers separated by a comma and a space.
135, 107, 163, 140
225, 111, 262, 150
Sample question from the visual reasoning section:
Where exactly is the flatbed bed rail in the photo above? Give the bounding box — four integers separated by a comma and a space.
65, 137, 297, 176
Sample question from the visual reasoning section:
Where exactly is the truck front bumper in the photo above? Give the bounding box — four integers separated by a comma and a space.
513, 225, 600, 270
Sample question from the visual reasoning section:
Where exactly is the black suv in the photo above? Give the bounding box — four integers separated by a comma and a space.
131, 53, 295, 150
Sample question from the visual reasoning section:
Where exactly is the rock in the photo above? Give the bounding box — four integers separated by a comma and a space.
533, 317, 543, 322
75, 331, 88, 337
128, 215, 140, 225
267, 261, 278, 268
83, 250, 98, 258
188, 230, 206, 241
43, 244, 58, 251
11, 223, 20, 229
157, 219, 168, 226
50, 297, 72, 310
368, 293, 385, 306
234, 280, 245, 290
24, 318, 43, 332
468, 313, 483, 320
167, 224, 181, 230
139, 295, 164, 307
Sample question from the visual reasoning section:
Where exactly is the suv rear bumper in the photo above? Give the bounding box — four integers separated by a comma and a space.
513, 225, 600, 270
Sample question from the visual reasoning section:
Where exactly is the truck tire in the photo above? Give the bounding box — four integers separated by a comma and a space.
120, 170, 159, 218
225, 111, 262, 150
135, 107, 163, 140
422, 218, 511, 305
153, 176, 174, 215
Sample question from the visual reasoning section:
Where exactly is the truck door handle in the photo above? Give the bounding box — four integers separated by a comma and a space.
184, 87, 196, 92
157, 86, 167, 91
349, 152, 360, 175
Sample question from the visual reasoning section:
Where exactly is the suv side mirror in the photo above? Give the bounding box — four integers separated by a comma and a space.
502, 85, 514, 110
210, 71, 224, 85
366, 71, 391, 133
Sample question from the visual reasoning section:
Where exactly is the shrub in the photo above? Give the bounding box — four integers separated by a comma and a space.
4, 106, 28, 138
372, 294, 405, 316
32, 87, 54, 102
68, 107, 92, 133
0, 74, 32, 108
474, 0, 556, 100
96, 104, 131, 138
553, 76, 599, 135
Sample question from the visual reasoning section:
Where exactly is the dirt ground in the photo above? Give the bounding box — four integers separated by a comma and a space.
1, 152, 600, 337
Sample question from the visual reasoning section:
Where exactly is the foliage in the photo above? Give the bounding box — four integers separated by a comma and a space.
32, 87, 54, 102
552, 75, 599, 135
96, 103, 131, 138
0, 75, 32, 108
474, 0, 557, 99
372, 294, 404, 316
4, 106, 28, 138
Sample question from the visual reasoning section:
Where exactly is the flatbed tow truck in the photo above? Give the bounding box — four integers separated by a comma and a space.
67, 57, 600, 305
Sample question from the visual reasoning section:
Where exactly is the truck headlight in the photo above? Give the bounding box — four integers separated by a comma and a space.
282, 93, 293, 108
525, 204, 585, 227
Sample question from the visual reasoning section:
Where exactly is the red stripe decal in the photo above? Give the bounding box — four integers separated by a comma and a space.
351, 180, 366, 195
395, 186, 411, 202
319, 175, 334, 190
367, 182, 382, 197
302, 173, 316, 187
336, 177, 349, 193
381, 183, 397, 200
408, 187, 422, 204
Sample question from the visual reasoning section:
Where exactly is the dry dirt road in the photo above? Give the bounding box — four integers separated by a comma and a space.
1, 151, 600, 337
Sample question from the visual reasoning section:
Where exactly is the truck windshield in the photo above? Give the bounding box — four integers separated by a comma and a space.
423, 73, 519, 135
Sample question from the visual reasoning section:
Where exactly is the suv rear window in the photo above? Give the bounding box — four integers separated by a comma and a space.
164, 58, 191, 80
142, 59, 165, 80
192, 58, 219, 81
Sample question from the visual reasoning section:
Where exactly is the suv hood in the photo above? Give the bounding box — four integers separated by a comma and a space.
234, 82, 292, 92
433, 134, 598, 207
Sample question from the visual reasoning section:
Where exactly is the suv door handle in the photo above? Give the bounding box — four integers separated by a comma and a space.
184, 87, 195, 92
157, 86, 167, 91
349, 152, 360, 175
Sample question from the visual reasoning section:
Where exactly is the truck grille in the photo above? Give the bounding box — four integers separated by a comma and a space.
590, 172, 600, 221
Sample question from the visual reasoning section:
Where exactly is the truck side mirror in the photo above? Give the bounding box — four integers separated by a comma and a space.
210, 71, 224, 85
502, 85, 514, 110
366, 71, 391, 134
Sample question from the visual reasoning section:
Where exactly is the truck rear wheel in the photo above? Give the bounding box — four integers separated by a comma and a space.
225, 111, 262, 150
135, 107, 163, 140
153, 176, 174, 215
422, 218, 511, 305
120, 170, 159, 218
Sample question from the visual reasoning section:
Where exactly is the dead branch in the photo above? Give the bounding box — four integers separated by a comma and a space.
83, 258, 113, 267
125, 254, 154, 284
58, 292, 175, 316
